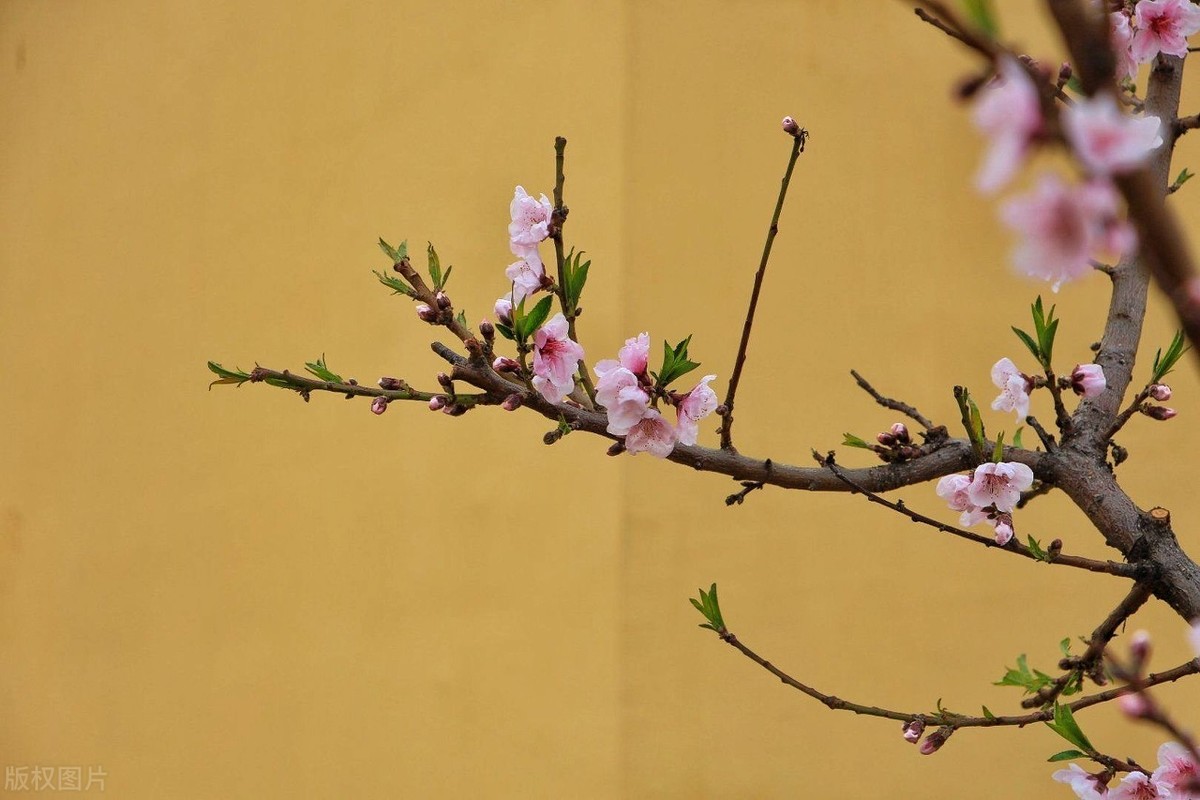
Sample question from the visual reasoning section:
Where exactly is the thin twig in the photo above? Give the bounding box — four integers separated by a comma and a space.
245, 367, 494, 407
550, 136, 596, 402
1016, 481, 1054, 510
820, 456, 1140, 577
719, 129, 807, 451
1025, 415, 1057, 451
725, 481, 765, 506
849, 370, 936, 430
1107, 387, 1152, 439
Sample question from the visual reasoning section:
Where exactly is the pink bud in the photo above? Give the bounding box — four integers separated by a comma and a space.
781, 116, 800, 135
1070, 364, 1107, 398
378, 376, 404, 391
876, 432, 896, 446
428, 395, 447, 411
435, 290, 451, 309
890, 422, 910, 443
370, 396, 388, 415
492, 356, 520, 373
494, 297, 514, 326
415, 303, 437, 323
902, 718, 925, 744
1118, 693, 1151, 718
1130, 629, 1152, 664
1142, 405, 1178, 420
918, 728, 950, 755
992, 514, 1015, 546
1150, 383, 1172, 401
501, 394, 522, 412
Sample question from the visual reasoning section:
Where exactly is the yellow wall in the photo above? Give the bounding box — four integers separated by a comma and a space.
3, 2, 1200, 797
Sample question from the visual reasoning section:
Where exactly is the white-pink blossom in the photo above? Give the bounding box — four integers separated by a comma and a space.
531, 312, 584, 404
1108, 771, 1170, 799
675, 375, 718, 446
1132, 0, 1200, 62
1190, 620, 1200, 658
618, 333, 650, 376
972, 57, 1043, 194
508, 186, 553, 253
595, 366, 651, 436
967, 461, 1034, 512
624, 409, 677, 458
1112, 12, 1139, 82
935, 474, 988, 527
991, 513, 1015, 546
1071, 363, 1107, 398
1053, 763, 1108, 800
1002, 174, 1137, 291
1063, 94, 1163, 176
504, 251, 546, 303
991, 357, 1033, 420
494, 297, 513, 325
1152, 742, 1200, 799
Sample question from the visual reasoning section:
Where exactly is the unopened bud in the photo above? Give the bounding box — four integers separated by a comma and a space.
1119, 693, 1152, 719
480, 320, 495, 341
378, 376, 404, 391
501, 394, 522, 412
781, 116, 800, 135
435, 290, 451, 310
1142, 405, 1178, 420
1048, 539, 1063, 560
494, 297, 514, 326
1130, 630, 1152, 666
918, 727, 951, 755
415, 303, 438, 323
1058, 62, 1072, 84
437, 372, 453, 390
370, 396, 388, 415
889, 422, 910, 443
443, 403, 468, 416
876, 432, 897, 446
428, 395, 447, 411
902, 718, 925, 744
492, 356, 520, 373
1150, 384, 1172, 401
607, 441, 626, 457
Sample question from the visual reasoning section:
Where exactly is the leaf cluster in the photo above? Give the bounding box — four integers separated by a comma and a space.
653, 336, 700, 389
1151, 330, 1188, 383
690, 583, 726, 633
1012, 296, 1058, 371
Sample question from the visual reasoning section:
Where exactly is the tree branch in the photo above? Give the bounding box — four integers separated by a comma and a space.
849, 369, 936, 430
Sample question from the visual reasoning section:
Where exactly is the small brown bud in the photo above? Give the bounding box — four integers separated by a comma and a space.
443, 403, 468, 416
437, 373, 453, 390
378, 376, 404, 391
435, 291, 451, 310
415, 303, 438, 323
370, 396, 388, 415
876, 432, 897, 446
480, 320, 495, 341
607, 441, 626, 457
1141, 405, 1177, 420
1048, 539, 1063, 560
501, 394, 522, 412
781, 115, 800, 135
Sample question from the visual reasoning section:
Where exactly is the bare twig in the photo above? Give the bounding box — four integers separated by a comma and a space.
549, 136, 596, 402
850, 370, 936, 430
719, 128, 807, 451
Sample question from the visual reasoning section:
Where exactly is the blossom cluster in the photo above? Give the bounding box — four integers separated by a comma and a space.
1054, 742, 1199, 799
595, 333, 718, 457
968, 0, 1197, 291
936, 461, 1033, 545
990, 358, 1106, 421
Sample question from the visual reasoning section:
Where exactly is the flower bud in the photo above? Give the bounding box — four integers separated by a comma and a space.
501, 394, 523, 412
889, 422, 910, 443
607, 441, 626, 457
1048, 539, 1063, 560
1118, 693, 1151, 719
781, 116, 800, 135
480, 320, 495, 342
435, 290, 451, 310
370, 396, 388, 415
1070, 364, 1106, 398
494, 297, 514, 326
437, 372, 453, 390
1058, 62, 1072, 84
876, 432, 896, 446
902, 718, 925, 744
992, 513, 1015, 546
1142, 405, 1177, 420
378, 376, 404, 391
1130, 630, 1152, 666
428, 395, 447, 411
918, 727, 951, 755
415, 303, 438, 323
492, 356, 520, 373
1150, 383, 1172, 401
443, 403, 468, 417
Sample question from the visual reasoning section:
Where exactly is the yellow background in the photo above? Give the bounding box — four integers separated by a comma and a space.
3, 1, 1200, 797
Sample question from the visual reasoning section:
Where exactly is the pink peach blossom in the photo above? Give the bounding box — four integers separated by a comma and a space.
935, 474, 988, 527
531, 313, 585, 404
504, 251, 546, 303
509, 186, 553, 253
1152, 741, 1200, 799
991, 357, 1033, 420
1063, 94, 1163, 176
1071, 363, 1107, 398
1112, 12, 1139, 82
967, 462, 1034, 512
625, 409, 677, 458
1132, 0, 1200, 62
595, 366, 651, 436
972, 57, 1043, 194
596, 332, 651, 379
1053, 763, 1108, 800
1108, 771, 1170, 799
675, 375, 718, 446
493, 297, 513, 325
1002, 174, 1136, 291
991, 512, 1015, 546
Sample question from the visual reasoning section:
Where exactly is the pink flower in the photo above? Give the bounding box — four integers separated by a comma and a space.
1132, 0, 1200, 62
1071, 363, 1107, 398
967, 461, 1034, 512
595, 366, 651, 436
935, 474, 988, 527
505, 251, 546, 302
509, 186, 553, 253
624, 409, 677, 458
1002, 174, 1137, 291
1053, 763, 1108, 800
1152, 742, 1200, 799
1108, 771, 1170, 799
1150, 384, 1172, 401
972, 57, 1043, 194
1112, 12, 1139, 82
531, 313, 585, 404
1119, 693, 1152, 718
991, 512, 1015, 546
675, 375, 718, 446
1063, 94, 1163, 176
493, 297, 513, 325
618, 333, 650, 376
991, 357, 1033, 420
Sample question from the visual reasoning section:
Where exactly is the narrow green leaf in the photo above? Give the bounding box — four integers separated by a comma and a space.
1152, 330, 1189, 382
982, 705, 996, 720
1046, 703, 1093, 751
304, 354, 344, 384
373, 269, 414, 296
1012, 327, 1041, 362
968, 395, 986, 445
959, 0, 998, 36
1171, 168, 1195, 194
206, 361, 252, 389
1065, 75, 1084, 94
1012, 427, 1024, 449
441, 264, 453, 290
378, 238, 408, 263
496, 323, 515, 341
842, 433, 873, 449
426, 242, 443, 290
1041, 317, 1059, 366
1059, 638, 1072, 658
1047, 750, 1086, 763
992, 432, 1005, 463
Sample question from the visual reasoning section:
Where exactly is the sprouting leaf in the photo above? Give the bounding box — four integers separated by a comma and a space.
373, 269, 414, 296
1152, 330, 1189, 383
1045, 703, 1093, 752
1047, 750, 1086, 763
1012, 427, 1024, 449
1012, 326, 1041, 362
455, 309, 468, 328
427, 242, 443, 290
563, 249, 591, 309
378, 238, 408, 264
207, 361, 252, 389
690, 583, 726, 631
656, 335, 701, 388
1065, 75, 1084, 94
996, 653, 1056, 694
842, 433, 873, 449
1171, 167, 1194, 194
982, 706, 996, 720
1027, 536, 1051, 562
968, 395, 986, 445
304, 354, 344, 384
992, 432, 1005, 463
1059, 638, 1072, 658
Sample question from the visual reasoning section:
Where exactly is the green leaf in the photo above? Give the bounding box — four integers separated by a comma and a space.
426, 242, 443, 290
514, 294, 555, 341
563, 250, 591, 309
1152, 330, 1189, 383
304, 354, 344, 384
1027, 535, 1050, 562
1059, 638, 1072, 658
207, 361, 252, 389
656, 336, 701, 387
968, 395, 986, 445
1012, 427, 1024, 449
455, 310, 468, 328
982, 705, 996, 720
690, 583, 726, 631
1045, 703, 1093, 752
495, 323, 515, 341
1041, 318, 1059, 367
1012, 327, 1041, 362
1171, 168, 1194, 194
373, 269, 414, 296
842, 433, 873, 449
378, 238, 408, 264
959, 0, 998, 36
1047, 750, 1086, 763
992, 431, 1005, 463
